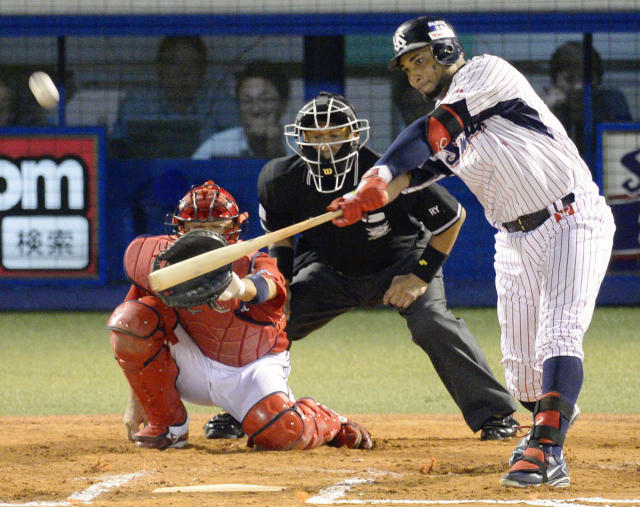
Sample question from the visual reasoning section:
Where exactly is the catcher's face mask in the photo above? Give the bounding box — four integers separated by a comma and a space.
170, 180, 248, 242
285, 92, 369, 193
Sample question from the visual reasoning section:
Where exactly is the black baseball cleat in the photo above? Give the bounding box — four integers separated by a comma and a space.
480, 414, 520, 441
204, 412, 245, 439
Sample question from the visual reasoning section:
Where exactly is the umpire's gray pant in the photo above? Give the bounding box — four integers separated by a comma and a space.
286, 249, 517, 431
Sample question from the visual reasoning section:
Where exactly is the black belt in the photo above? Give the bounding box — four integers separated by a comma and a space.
502, 193, 575, 233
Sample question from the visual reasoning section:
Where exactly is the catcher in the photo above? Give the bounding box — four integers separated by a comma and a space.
107, 180, 372, 451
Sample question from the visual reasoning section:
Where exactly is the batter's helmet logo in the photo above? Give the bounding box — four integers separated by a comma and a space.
426, 20, 456, 41
393, 32, 407, 53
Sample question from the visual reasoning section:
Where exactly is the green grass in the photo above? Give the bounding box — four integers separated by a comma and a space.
0, 307, 638, 416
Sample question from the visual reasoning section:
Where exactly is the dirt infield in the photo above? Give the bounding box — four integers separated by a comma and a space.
1, 413, 639, 506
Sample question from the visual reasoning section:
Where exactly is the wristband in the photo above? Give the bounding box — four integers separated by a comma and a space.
269, 245, 294, 281
247, 274, 270, 304
411, 244, 448, 283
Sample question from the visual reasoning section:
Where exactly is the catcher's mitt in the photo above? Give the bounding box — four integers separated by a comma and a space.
152, 230, 233, 308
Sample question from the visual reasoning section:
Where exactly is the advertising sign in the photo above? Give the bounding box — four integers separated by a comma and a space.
0, 128, 105, 281
599, 124, 640, 266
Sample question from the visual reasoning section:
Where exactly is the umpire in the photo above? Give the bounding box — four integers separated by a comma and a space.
204, 92, 518, 440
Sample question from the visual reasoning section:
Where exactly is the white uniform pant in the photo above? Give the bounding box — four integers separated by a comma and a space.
495, 192, 615, 402
169, 325, 295, 423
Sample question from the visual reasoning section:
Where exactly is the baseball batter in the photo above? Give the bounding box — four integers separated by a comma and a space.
331, 17, 615, 488
108, 180, 372, 451
206, 92, 519, 441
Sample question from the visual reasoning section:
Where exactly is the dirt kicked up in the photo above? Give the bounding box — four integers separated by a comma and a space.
1, 413, 639, 506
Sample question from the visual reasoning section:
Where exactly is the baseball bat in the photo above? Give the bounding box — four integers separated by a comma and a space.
148, 209, 342, 292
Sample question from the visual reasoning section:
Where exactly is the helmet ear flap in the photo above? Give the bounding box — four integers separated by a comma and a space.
430, 39, 462, 66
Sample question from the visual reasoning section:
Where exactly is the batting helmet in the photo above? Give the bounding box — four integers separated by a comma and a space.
388, 16, 463, 70
169, 180, 248, 241
284, 92, 370, 193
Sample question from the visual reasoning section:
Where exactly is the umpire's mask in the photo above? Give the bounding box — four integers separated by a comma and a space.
285, 92, 370, 193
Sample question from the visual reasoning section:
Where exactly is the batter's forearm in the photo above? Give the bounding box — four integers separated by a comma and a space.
376, 117, 433, 177
384, 174, 411, 204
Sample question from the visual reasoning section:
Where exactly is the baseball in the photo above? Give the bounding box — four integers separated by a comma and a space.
28, 71, 60, 109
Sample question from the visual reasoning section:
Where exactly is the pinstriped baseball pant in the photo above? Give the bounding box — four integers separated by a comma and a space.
495, 192, 615, 402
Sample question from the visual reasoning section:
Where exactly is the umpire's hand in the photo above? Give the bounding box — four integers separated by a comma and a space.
383, 273, 428, 310
123, 388, 148, 441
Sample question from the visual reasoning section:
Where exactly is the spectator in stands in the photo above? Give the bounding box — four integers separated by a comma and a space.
192, 61, 292, 159
543, 41, 632, 156
111, 36, 237, 158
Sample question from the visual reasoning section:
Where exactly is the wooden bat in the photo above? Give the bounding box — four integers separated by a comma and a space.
148, 209, 342, 292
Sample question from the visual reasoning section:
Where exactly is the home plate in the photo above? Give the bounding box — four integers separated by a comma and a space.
153, 483, 286, 493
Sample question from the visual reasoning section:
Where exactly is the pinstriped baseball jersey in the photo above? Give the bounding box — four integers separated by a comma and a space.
432, 54, 600, 227
380, 52, 616, 402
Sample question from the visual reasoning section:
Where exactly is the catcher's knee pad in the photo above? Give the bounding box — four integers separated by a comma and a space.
243, 392, 305, 450
108, 296, 177, 368
242, 393, 343, 451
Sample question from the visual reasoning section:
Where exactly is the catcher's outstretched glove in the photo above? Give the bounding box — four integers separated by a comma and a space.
152, 230, 232, 308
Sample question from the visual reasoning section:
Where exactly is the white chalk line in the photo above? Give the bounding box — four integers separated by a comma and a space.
305, 471, 640, 506
0, 471, 146, 506
307, 500, 640, 506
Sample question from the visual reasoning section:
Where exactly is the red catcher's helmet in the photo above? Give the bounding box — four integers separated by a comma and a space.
170, 180, 248, 242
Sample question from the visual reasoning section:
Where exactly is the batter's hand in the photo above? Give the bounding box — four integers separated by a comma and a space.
355, 166, 390, 211
328, 193, 365, 227
383, 273, 428, 309
124, 388, 147, 441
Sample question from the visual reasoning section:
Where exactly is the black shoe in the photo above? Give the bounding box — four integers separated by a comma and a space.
480, 414, 519, 441
203, 412, 245, 439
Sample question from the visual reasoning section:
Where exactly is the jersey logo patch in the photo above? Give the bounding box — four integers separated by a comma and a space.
362, 212, 391, 240
554, 204, 575, 223
439, 123, 483, 167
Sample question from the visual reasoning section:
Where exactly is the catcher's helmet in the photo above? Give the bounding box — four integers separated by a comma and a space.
170, 180, 248, 241
285, 92, 370, 193
388, 16, 463, 70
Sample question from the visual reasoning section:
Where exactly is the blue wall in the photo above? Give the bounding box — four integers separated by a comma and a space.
1, 158, 637, 310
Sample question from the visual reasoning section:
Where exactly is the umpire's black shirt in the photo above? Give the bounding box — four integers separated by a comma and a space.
258, 146, 462, 277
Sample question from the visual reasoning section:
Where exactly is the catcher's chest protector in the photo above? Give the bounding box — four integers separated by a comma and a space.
176, 258, 287, 367
125, 235, 287, 367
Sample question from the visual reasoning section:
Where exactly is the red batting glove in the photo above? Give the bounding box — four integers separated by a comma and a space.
328, 194, 364, 227
355, 167, 390, 211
